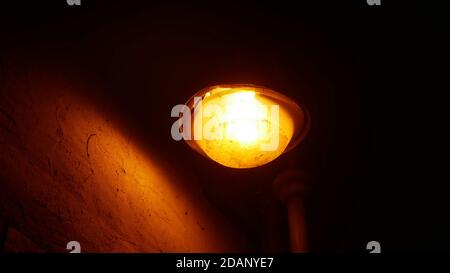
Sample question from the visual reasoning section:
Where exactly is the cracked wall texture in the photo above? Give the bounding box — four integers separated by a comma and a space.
0, 58, 249, 252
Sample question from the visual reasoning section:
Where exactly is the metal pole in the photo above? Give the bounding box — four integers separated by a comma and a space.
273, 170, 309, 253
286, 195, 308, 252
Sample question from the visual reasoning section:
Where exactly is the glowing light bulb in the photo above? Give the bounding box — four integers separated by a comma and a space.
221, 91, 263, 143
184, 84, 310, 168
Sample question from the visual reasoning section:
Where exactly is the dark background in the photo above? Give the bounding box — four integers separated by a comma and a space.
0, 0, 418, 252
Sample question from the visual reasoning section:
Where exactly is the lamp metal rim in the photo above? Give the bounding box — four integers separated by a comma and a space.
183, 83, 311, 164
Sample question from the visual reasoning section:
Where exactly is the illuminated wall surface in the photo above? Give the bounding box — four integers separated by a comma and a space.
0, 62, 249, 252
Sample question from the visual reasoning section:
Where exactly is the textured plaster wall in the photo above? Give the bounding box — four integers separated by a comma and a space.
0, 59, 248, 252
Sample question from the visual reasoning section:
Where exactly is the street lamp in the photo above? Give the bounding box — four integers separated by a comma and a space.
183, 84, 311, 252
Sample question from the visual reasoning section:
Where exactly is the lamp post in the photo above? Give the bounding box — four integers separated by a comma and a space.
273, 169, 310, 252
181, 84, 310, 252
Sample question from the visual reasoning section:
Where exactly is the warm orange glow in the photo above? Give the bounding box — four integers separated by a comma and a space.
185, 84, 310, 168
0, 74, 249, 252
